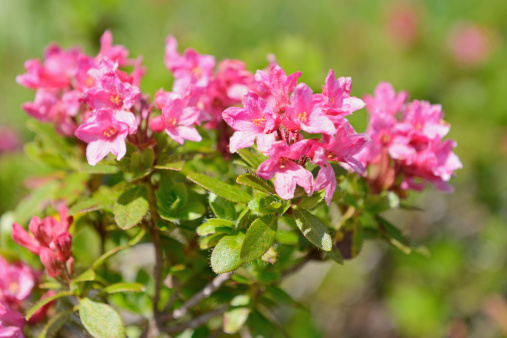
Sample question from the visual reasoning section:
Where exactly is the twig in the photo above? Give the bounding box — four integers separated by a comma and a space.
161, 272, 232, 321
161, 306, 228, 334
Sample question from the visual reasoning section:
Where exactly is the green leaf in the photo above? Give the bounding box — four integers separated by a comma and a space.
167, 202, 205, 220
275, 230, 299, 245
37, 309, 74, 338
187, 173, 251, 203
223, 295, 251, 334
236, 174, 274, 194
297, 189, 326, 210
81, 164, 120, 174
26, 291, 73, 320
237, 148, 266, 169
156, 181, 188, 214
79, 298, 125, 338
199, 233, 226, 250
292, 207, 332, 251
72, 269, 96, 283
103, 282, 146, 294
210, 193, 236, 220
141, 147, 155, 169
114, 186, 149, 230
211, 231, 245, 273
240, 215, 278, 262
69, 185, 123, 215
335, 221, 363, 259
154, 161, 185, 171
13, 181, 58, 224
264, 285, 296, 307
377, 216, 412, 254
91, 229, 145, 270
326, 245, 344, 264
196, 219, 235, 236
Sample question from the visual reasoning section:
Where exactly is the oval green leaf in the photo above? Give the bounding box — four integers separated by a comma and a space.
187, 173, 251, 204
79, 298, 125, 338
236, 174, 274, 194
240, 215, 278, 262
211, 231, 245, 273
114, 186, 149, 230
292, 207, 332, 251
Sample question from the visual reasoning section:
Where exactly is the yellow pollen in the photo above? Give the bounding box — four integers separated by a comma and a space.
103, 126, 118, 137
85, 77, 94, 87
415, 122, 422, 130
297, 112, 308, 123
329, 97, 334, 104
381, 134, 391, 144
110, 93, 121, 105
9, 282, 19, 295
193, 67, 203, 79
165, 117, 178, 126
252, 117, 266, 127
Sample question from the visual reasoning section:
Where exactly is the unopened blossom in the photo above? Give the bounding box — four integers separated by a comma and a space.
363, 82, 408, 116
314, 69, 365, 116
257, 141, 313, 200
164, 36, 215, 93
16, 44, 81, 90
83, 58, 140, 111
149, 96, 201, 145
75, 108, 137, 165
0, 302, 25, 338
222, 92, 277, 153
283, 83, 336, 135
255, 65, 301, 113
11, 205, 74, 278
0, 257, 36, 306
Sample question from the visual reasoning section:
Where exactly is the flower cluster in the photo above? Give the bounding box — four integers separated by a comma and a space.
17, 31, 143, 165
223, 66, 370, 204
357, 82, 462, 193
11, 205, 74, 278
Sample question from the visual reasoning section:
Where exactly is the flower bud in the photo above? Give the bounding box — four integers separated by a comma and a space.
54, 233, 72, 262
66, 257, 75, 277
39, 248, 61, 278
11, 223, 41, 254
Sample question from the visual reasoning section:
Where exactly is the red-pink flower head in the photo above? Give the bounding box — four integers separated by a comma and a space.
254, 64, 301, 114
83, 58, 140, 111
314, 69, 365, 116
222, 91, 277, 153
0, 257, 36, 306
149, 95, 202, 145
402, 100, 450, 143
364, 82, 408, 116
16, 44, 81, 90
0, 301, 25, 338
99, 30, 130, 67
164, 36, 216, 93
257, 141, 314, 200
283, 83, 336, 135
75, 108, 137, 165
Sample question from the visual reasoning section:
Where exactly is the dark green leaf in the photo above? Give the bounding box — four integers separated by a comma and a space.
292, 207, 332, 251
199, 233, 226, 250
240, 215, 278, 262
79, 298, 125, 338
26, 291, 73, 320
335, 221, 363, 259
211, 231, 245, 273
114, 186, 149, 230
187, 173, 251, 203
236, 174, 274, 194
377, 216, 412, 254
196, 219, 235, 236
326, 245, 344, 264
297, 189, 326, 210
209, 193, 236, 220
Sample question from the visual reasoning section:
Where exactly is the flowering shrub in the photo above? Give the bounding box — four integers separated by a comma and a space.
2, 31, 461, 337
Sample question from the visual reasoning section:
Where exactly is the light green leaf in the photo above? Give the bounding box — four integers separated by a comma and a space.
37, 309, 74, 338
197, 219, 235, 236
187, 173, 251, 203
114, 186, 149, 230
210, 193, 236, 220
223, 295, 251, 334
240, 215, 278, 262
26, 291, 73, 320
236, 174, 274, 194
103, 282, 146, 294
80, 164, 120, 174
292, 207, 332, 251
297, 189, 326, 210
72, 269, 96, 283
211, 231, 245, 273
154, 161, 185, 171
199, 233, 226, 250
79, 298, 125, 338
237, 148, 266, 169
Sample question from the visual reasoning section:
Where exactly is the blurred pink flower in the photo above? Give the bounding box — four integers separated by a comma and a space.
99, 30, 130, 67
448, 22, 492, 66
255, 65, 301, 114
385, 3, 422, 47
0, 257, 36, 306
0, 302, 25, 338
0, 127, 20, 154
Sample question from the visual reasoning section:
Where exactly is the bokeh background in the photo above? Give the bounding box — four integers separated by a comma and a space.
1, 0, 506, 337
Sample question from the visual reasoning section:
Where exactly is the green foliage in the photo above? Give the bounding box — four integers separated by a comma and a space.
187, 172, 251, 203
241, 215, 278, 263
79, 298, 125, 338
292, 206, 332, 251
114, 186, 149, 230
211, 231, 246, 273
25, 291, 74, 321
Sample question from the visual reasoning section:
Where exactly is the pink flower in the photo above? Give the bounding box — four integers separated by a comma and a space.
402, 100, 450, 142
0, 127, 20, 155
164, 36, 215, 93
254, 65, 301, 113
313, 70, 365, 116
257, 141, 313, 200
149, 96, 202, 145
312, 147, 337, 205
448, 22, 492, 67
222, 92, 277, 153
75, 108, 136, 165
99, 30, 130, 66
0, 302, 25, 338
0, 257, 36, 306
83, 59, 140, 111
11, 206, 74, 278
283, 83, 336, 135
364, 82, 408, 116
16, 44, 81, 90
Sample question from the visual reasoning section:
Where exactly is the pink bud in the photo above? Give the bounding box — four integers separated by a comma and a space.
66, 257, 75, 277
149, 115, 165, 132
39, 248, 61, 278
11, 223, 41, 254
56, 204, 73, 234
54, 233, 72, 262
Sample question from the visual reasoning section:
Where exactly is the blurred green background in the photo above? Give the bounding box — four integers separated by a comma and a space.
1, 0, 506, 336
